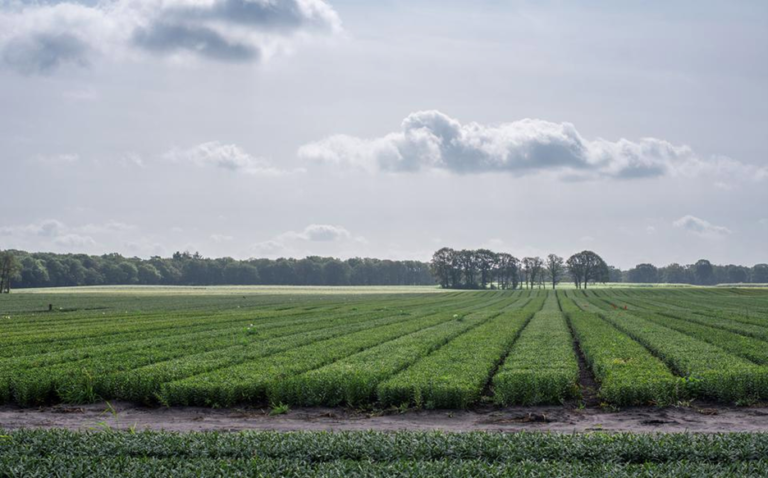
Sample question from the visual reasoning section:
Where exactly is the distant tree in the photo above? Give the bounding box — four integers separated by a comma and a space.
457, 250, 478, 289
694, 259, 714, 285
662, 263, 688, 284
475, 249, 497, 289
607, 266, 624, 283
323, 259, 351, 286
726, 265, 749, 284
566, 251, 608, 289
752, 264, 768, 283
118, 262, 139, 285
496, 253, 519, 290
18, 256, 49, 288
628, 263, 659, 283
137, 263, 163, 285
0, 251, 21, 293
546, 254, 564, 289
430, 247, 456, 288
526, 257, 544, 289
221, 262, 259, 285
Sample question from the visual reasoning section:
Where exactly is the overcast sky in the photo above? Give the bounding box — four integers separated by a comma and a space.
1, 0, 766, 268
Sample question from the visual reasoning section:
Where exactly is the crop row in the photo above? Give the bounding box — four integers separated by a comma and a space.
600, 297, 768, 366
377, 293, 545, 409
0, 294, 444, 357
491, 292, 578, 405
109, 292, 514, 404
576, 293, 768, 402
607, 293, 768, 343
3, 293, 496, 406
158, 293, 518, 407
271, 294, 530, 407
561, 292, 680, 406
3, 429, 768, 463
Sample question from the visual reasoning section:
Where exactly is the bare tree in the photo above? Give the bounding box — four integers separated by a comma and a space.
546, 254, 564, 289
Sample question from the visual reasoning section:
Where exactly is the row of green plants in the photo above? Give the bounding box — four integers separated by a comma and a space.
561, 292, 681, 405
108, 293, 504, 404
3, 429, 768, 463
376, 293, 546, 409
4, 294, 486, 406
271, 294, 529, 407
5, 455, 768, 477
492, 292, 579, 405
578, 294, 768, 403
602, 296, 768, 366
158, 295, 512, 407
599, 290, 768, 339
0, 293, 442, 356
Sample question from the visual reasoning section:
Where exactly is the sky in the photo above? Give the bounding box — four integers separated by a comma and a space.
1, 0, 766, 269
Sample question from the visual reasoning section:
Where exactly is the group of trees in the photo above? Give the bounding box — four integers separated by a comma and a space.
430, 248, 609, 290
0, 250, 435, 291
625, 260, 768, 285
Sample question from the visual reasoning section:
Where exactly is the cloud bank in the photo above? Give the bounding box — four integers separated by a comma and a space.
674, 215, 732, 237
299, 110, 767, 182
0, 0, 341, 74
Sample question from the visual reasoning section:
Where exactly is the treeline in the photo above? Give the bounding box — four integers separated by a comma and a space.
430, 248, 768, 289
430, 248, 610, 289
625, 260, 768, 285
0, 250, 434, 290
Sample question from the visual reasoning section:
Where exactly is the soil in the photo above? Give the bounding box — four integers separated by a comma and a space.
2, 402, 768, 433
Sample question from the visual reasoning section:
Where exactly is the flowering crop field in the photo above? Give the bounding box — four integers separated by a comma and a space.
1, 287, 767, 408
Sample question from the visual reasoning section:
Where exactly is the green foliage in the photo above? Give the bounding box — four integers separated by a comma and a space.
492, 292, 579, 405
561, 293, 681, 406
1, 429, 768, 477
575, 293, 768, 403
377, 293, 545, 408
2, 288, 768, 409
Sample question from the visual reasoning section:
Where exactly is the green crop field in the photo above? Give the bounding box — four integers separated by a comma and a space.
1, 287, 768, 408
2, 429, 768, 477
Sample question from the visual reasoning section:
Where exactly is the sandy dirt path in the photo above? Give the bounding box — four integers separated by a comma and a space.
2, 402, 768, 433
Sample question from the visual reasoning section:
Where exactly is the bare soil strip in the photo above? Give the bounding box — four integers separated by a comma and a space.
2, 402, 767, 434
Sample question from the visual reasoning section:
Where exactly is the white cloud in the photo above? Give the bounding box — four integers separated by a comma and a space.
299, 110, 767, 183
210, 233, 233, 243
0, 219, 64, 237
77, 221, 136, 234
673, 215, 732, 237
54, 233, 96, 248
0, 220, 133, 249
646, 226, 657, 235
164, 141, 299, 176
250, 224, 365, 258
0, 0, 341, 74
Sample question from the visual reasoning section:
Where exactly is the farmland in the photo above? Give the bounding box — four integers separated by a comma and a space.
1, 286, 767, 409
2, 429, 768, 477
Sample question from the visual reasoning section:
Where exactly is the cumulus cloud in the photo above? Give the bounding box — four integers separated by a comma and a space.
0, 219, 65, 238
299, 110, 768, 182
0, 219, 138, 251
164, 141, 299, 176
251, 224, 365, 258
673, 215, 732, 237
0, 0, 341, 74
54, 233, 97, 248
